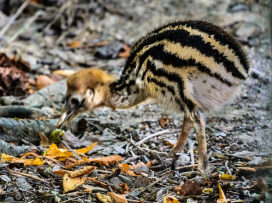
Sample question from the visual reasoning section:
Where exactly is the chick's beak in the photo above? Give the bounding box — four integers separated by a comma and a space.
57, 103, 79, 129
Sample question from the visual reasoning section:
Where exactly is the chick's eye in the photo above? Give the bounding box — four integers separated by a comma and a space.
70, 98, 79, 106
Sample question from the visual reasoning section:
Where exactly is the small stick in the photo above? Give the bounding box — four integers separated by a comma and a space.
0, 0, 31, 39
8, 169, 49, 184
175, 163, 222, 170
60, 195, 86, 203
47, 88, 58, 116
225, 154, 252, 161
225, 161, 232, 175
60, 140, 82, 161
187, 138, 195, 165
136, 129, 179, 145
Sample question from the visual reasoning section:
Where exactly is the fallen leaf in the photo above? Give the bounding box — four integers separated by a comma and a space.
66, 41, 82, 48
217, 183, 227, 203
63, 173, 86, 193
92, 178, 108, 188
246, 176, 268, 191
202, 188, 213, 194
108, 192, 128, 203
118, 163, 138, 176
174, 180, 201, 195
1, 154, 44, 166
97, 193, 114, 203
160, 117, 170, 128
0, 53, 31, 96
220, 174, 236, 180
163, 196, 181, 203
39, 132, 51, 146
87, 155, 124, 166
119, 183, 131, 193
76, 142, 97, 155
46, 143, 73, 161
118, 44, 130, 58
53, 166, 96, 178
236, 167, 256, 176
53, 69, 77, 77
36, 75, 55, 90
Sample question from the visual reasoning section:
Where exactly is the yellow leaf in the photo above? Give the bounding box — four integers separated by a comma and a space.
25, 157, 44, 166
108, 192, 128, 203
219, 174, 236, 180
202, 188, 213, 194
1, 154, 15, 161
217, 183, 227, 203
76, 142, 97, 155
96, 193, 114, 203
63, 173, 86, 193
46, 143, 73, 161
163, 196, 172, 203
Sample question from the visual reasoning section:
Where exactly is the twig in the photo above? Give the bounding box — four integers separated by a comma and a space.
136, 129, 179, 145
60, 195, 86, 203
225, 161, 232, 175
187, 138, 195, 165
126, 175, 168, 197
47, 88, 58, 116
60, 140, 82, 161
0, 0, 31, 39
175, 163, 222, 170
8, 10, 45, 43
8, 169, 50, 184
42, 1, 72, 34
225, 154, 252, 161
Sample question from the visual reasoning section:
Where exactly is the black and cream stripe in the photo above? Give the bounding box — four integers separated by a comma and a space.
110, 20, 250, 112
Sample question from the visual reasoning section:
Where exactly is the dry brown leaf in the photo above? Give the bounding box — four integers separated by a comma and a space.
92, 178, 108, 188
53, 69, 77, 77
68, 166, 96, 178
87, 155, 123, 166
160, 117, 170, 128
35, 75, 55, 90
76, 142, 97, 155
146, 161, 152, 167
39, 132, 51, 146
63, 173, 87, 193
163, 196, 181, 203
217, 183, 227, 203
108, 192, 128, 203
97, 193, 114, 203
83, 188, 93, 193
236, 167, 256, 176
66, 41, 82, 48
246, 176, 268, 191
174, 180, 201, 195
118, 44, 130, 58
53, 166, 96, 178
119, 183, 131, 193
118, 163, 138, 176
166, 141, 174, 147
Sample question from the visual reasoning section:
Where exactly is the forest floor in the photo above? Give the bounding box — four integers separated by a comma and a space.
0, 0, 271, 202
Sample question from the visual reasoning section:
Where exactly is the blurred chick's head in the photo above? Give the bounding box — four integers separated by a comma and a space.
57, 68, 115, 128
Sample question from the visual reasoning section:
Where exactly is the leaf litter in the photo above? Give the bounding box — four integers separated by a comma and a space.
0, 0, 271, 202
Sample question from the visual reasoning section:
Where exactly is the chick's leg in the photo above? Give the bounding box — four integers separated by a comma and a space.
168, 113, 193, 159
191, 108, 210, 176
